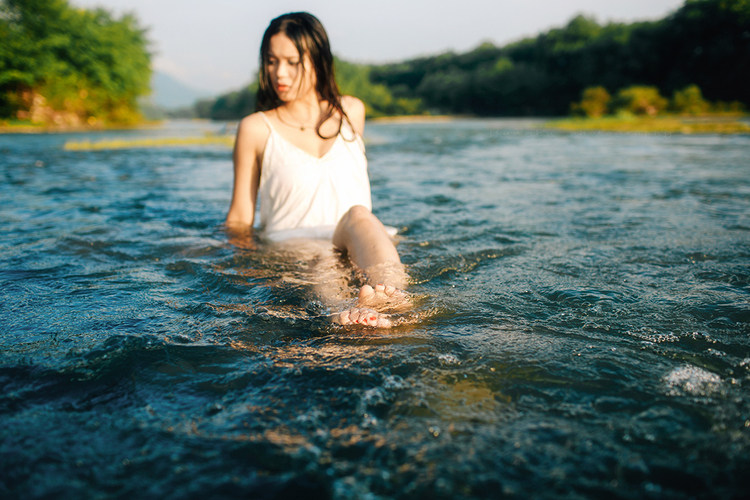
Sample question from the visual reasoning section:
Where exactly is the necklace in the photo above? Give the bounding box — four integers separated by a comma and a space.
276, 108, 316, 131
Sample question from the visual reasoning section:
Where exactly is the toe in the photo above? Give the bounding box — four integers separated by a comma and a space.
359, 285, 375, 302
353, 309, 370, 324
338, 310, 352, 325
363, 314, 376, 326
332, 307, 392, 328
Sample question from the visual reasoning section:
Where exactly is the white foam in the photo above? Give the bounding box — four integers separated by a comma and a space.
663, 364, 722, 396
437, 353, 460, 364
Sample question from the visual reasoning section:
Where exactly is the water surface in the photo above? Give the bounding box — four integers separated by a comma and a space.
1, 119, 749, 499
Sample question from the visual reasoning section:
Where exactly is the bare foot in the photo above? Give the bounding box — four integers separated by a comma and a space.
330, 307, 392, 328
358, 284, 408, 310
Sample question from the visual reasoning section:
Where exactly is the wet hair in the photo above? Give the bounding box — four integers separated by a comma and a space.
256, 12, 349, 139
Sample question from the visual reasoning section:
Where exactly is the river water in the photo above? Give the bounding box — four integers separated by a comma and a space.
1, 119, 749, 499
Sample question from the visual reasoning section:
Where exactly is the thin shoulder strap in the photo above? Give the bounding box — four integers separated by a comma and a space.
258, 111, 274, 132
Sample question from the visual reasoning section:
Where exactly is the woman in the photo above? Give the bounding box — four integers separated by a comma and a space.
226, 12, 406, 327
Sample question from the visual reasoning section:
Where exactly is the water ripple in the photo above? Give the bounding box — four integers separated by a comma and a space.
2, 120, 750, 498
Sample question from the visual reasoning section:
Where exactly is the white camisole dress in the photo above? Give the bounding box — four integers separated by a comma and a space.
257, 112, 382, 242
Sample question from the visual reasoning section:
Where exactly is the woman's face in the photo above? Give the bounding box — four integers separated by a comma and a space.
267, 33, 316, 102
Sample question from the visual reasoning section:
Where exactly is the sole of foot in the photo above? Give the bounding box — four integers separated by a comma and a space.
330, 307, 392, 328
358, 284, 407, 310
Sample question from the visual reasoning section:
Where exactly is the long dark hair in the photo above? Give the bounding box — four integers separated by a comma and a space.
256, 12, 348, 139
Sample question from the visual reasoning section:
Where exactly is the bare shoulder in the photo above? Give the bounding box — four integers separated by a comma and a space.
341, 95, 365, 114
237, 112, 270, 142
341, 95, 366, 135
234, 111, 271, 164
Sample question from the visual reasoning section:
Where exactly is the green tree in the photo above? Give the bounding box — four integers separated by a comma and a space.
188, 0, 750, 120
0, 0, 151, 125
611, 86, 668, 115
571, 86, 611, 117
335, 57, 422, 117
196, 58, 423, 121
369, 0, 750, 116
670, 84, 709, 114
204, 82, 257, 120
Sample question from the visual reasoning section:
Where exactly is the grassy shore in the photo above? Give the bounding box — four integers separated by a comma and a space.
369, 114, 457, 124
0, 119, 163, 134
8, 114, 750, 149
545, 114, 750, 134
64, 135, 234, 151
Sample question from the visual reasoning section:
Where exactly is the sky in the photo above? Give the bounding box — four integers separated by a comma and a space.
72, 0, 686, 95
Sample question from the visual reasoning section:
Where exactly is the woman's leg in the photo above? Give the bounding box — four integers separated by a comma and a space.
330, 205, 408, 326
332, 205, 407, 289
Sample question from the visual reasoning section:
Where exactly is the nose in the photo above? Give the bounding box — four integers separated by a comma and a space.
276, 61, 289, 79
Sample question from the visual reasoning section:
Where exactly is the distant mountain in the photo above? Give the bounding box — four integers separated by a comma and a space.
149, 72, 213, 109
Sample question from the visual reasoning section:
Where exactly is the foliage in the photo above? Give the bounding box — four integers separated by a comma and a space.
190, 0, 749, 120
570, 82, 743, 119
0, 0, 151, 125
571, 86, 611, 117
195, 82, 257, 121
195, 58, 423, 121
610, 86, 668, 116
547, 115, 750, 134
369, 0, 750, 116
335, 57, 422, 117
669, 84, 710, 114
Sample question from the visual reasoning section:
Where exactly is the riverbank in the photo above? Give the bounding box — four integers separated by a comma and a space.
369, 114, 458, 124
64, 135, 234, 151
545, 114, 750, 134
8, 114, 750, 144
0, 120, 164, 134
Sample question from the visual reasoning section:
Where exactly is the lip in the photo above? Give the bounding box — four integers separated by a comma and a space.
277, 84, 290, 92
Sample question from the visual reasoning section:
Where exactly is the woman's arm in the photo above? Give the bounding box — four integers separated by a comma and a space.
341, 95, 366, 136
225, 113, 268, 243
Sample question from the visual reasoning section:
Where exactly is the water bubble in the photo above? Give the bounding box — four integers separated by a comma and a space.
663, 365, 722, 396
362, 414, 378, 428
437, 353, 460, 364
382, 374, 408, 390
205, 403, 223, 415
361, 387, 386, 406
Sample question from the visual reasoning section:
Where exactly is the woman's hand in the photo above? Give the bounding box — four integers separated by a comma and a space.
225, 221, 257, 250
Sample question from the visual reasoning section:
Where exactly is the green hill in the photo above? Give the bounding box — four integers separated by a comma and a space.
370, 0, 750, 116
188, 0, 750, 120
